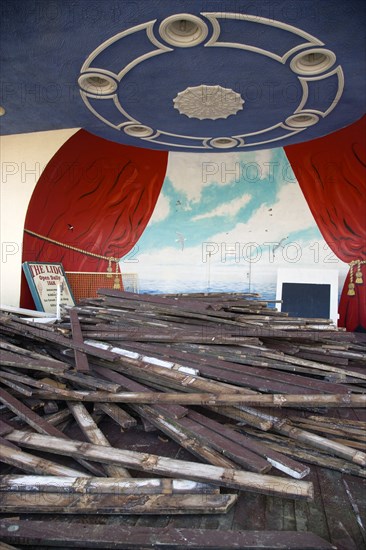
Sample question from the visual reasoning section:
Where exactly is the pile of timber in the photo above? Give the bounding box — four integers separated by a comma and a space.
0, 290, 365, 548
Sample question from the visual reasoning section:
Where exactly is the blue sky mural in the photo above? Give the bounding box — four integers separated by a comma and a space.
121, 147, 348, 298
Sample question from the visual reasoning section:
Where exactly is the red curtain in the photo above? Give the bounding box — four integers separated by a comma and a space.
284, 115, 366, 331
21, 130, 168, 308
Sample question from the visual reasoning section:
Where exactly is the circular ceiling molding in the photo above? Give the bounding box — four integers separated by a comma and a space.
285, 113, 319, 127
210, 137, 239, 148
173, 85, 244, 120
159, 14, 208, 47
123, 124, 154, 137
78, 13, 344, 150
290, 48, 336, 75
78, 73, 118, 95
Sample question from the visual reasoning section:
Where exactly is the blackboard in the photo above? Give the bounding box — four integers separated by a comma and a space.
281, 282, 331, 319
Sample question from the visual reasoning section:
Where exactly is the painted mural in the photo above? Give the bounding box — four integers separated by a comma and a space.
11, 116, 364, 330
127, 147, 349, 300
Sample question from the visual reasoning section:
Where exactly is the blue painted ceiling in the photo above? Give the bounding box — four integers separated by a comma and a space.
0, 0, 365, 151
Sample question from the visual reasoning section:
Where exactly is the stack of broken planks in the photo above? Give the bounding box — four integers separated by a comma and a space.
0, 289, 365, 549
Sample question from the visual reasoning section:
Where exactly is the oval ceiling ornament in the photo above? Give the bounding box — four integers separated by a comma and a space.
78, 11, 344, 150
173, 85, 244, 120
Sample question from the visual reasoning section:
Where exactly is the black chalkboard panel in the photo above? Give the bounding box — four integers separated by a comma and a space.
281, 282, 331, 319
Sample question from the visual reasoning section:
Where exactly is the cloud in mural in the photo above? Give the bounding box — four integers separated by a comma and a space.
192, 193, 251, 221
207, 181, 316, 246
148, 192, 170, 223
166, 150, 276, 203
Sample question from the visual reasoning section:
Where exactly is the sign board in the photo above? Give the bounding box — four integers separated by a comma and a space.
22, 262, 75, 313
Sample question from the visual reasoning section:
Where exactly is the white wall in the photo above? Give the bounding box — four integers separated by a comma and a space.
0, 128, 79, 306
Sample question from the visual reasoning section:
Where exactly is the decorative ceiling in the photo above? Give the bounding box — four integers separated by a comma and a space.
0, 0, 365, 151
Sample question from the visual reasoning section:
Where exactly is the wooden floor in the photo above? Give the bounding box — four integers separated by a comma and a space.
2, 407, 365, 550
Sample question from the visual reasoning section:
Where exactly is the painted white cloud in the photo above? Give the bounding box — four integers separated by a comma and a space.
148, 192, 170, 224
166, 150, 276, 203
206, 181, 317, 246
192, 193, 251, 221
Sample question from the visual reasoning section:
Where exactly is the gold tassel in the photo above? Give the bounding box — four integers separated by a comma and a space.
355, 270, 363, 284
113, 262, 121, 289
347, 282, 355, 296
114, 276, 121, 289
106, 258, 113, 278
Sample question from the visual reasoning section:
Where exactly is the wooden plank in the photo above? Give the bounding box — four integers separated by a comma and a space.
303, 469, 330, 544
0, 519, 337, 548
94, 403, 137, 429
342, 475, 366, 547
0, 349, 69, 373
0, 419, 14, 437
0, 317, 119, 361
0, 375, 33, 396
26, 388, 366, 408
6, 430, 314, 500
0, 491, 237, 515
187, 410, 310, 479
317, 468, 365, 549
0, 368, 120, 395
275, 420, 366, 467
69, 307, 90, 372
238, 429, 366, 478
92, 364, 189, 420
176, 415, 272, 473
133, 405, 241, 469
0, 476, 219, 495
0, 388, 105, 477
0, 338, 68, 368
0, 442, 88, 476
0, 436, 18, 450
67, 401, 131, 478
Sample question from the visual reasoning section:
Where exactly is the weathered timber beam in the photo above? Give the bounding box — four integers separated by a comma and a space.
0, 476, 219, 495
275, 420, 366, 467
0, 519, 336, 548
0, 388, 105, 477
132, 404, 251, 470
0, 317, 118, 361
0, 492, 237, 515
5, 430, 314, 500
69, 308, 89, 372
187, 410, 310, 479
245, 432, 366, 478
25, 389, 366, 408
67, 402, 130, 478
94, 403, 137, 429
92, 364, 188, 420
0, 443, 88, 476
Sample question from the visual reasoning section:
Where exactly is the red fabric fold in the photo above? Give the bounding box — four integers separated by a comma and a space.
21, 130, 168, 308
284, 115, 366, 331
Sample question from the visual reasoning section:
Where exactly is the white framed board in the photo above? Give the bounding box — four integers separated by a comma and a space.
22, 262, 75, 313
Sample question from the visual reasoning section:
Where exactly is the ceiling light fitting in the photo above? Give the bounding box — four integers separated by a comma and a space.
123, 124, 154, 137
210, 137, 239, 148
78, 73, 118, 95
285, 113, 319, 127
290, 49, 336, 75
159, 14, 208, 47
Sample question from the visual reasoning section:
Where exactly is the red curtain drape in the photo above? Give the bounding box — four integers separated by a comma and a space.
284, 115, 366, 331
21, 130, 168, 308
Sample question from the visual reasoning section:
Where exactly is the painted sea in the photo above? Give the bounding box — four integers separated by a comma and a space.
135, 278, 277, 304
